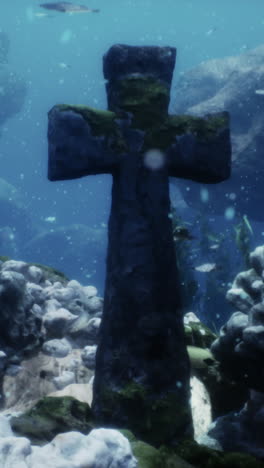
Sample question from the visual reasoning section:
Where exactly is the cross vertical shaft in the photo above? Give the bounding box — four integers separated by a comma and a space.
47, 43, 231, 446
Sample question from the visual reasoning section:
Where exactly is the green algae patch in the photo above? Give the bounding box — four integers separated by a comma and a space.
0, 255, 9, 263
55, 104, 127, 153
174, 439, 263, 468
143, 113, 229, 151
10, 396, 94, 445
120, 430, 195, 468
117, 76, 170, 129
29, 262, 69, 283
184, 322, 217, 349
99, 383, 192, 447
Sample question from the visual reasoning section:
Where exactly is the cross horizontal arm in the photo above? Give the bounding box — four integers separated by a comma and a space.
48, 105, 127, 181
165, 112, 231, 183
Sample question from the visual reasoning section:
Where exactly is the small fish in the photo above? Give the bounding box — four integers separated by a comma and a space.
39, 2, 100, 13
44, 216, 56, 223
255, 89, 264, 95
34, 12, 54, 18
205, 27, 217, 36
209, 243, 220, 250
58, 62, 71, 69
194, 262, 218, 273
173, 226, 195, 241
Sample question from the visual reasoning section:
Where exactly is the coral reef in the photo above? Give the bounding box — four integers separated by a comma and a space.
211, 245, 264, 391
209, 245, 264, 458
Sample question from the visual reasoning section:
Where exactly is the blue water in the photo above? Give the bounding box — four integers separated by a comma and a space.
1, 0, 264, 299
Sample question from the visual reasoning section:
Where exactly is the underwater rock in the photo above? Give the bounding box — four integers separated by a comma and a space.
174, 438, 263, 468
0, 258, 101, 411
0, 269, 42, 352
211, 245, 264, 391
173, 44, 264, 220
52, 370, 75, 390
2, 350, 92, 413
208, 245, 264, 458
28, 428, 138, 468
43, 307, 77, 338
208, 390, 264, 459
72, 316, 101, 345
1, 406, 137, 468
10, 395, 94, 444
49, 380, 93, 406
0, 259, 103, 357
42, 338, 72, 358
81, 345, 97, 370
190, 376, 212, 440
184, 312, 217, 348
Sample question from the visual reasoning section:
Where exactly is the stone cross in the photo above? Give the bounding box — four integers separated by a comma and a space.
47, 44, 231, 447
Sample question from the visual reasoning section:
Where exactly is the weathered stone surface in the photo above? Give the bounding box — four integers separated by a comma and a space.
173, 44, 264, 220
47, 44, 231, 446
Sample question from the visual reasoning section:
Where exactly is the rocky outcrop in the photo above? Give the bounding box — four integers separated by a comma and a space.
173, 44, 264, 220
0, 417, 138, 468
0, 259, 102, 411
10, 396, 94, 444
208, 245, 264, 458
211, 245, 264, 391
208, 390, 264, 460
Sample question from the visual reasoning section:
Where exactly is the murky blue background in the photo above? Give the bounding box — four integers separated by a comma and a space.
1, 0, 264, 302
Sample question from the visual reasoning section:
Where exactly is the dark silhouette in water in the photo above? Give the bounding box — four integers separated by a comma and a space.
39, 2, 100, 13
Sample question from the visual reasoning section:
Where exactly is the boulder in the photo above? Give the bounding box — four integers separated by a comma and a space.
208, 390, 264, 460
42, 338, 72, 358
0, 269, 42, 352
173, 44, 264, 220
211, 245, 264, 391
10, 396, 94, 445
81, 345, 97, 370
